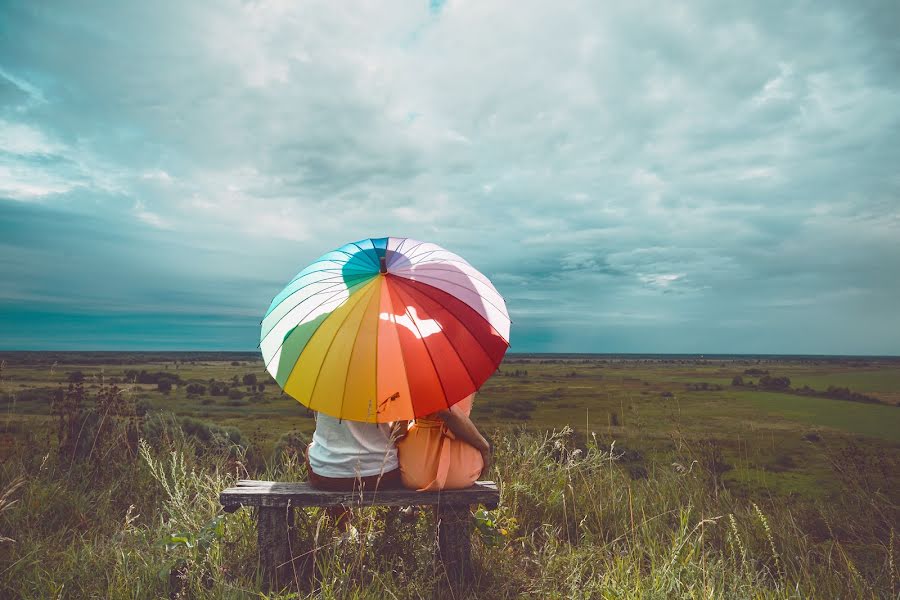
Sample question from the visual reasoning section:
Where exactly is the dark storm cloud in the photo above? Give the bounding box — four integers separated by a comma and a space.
1, 0, 898, 353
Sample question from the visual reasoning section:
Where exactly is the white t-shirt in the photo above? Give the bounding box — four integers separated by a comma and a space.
307, 413, 399, 478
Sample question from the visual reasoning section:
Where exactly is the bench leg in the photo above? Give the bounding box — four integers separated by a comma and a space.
435, 504, 472, 586
257, 505, 295, 591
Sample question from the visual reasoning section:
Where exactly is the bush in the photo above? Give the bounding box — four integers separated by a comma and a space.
141, 412, 244, 453
227, 388, 244, 401
185, 383, 206, 396
209, 381, 229, 396
124, 370, 182, 385
759, 375, 790, 390
157, 380, 173, 393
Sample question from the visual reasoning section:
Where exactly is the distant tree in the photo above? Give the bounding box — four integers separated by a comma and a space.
227, 388, 245, 400
157, 380, 173, 393
744, 368, 769, 376
242, 373, 257, 387
257, 383, 266, 393
230, 361, 241, 366
731, 375, 744, 387
67, 371, 85, 383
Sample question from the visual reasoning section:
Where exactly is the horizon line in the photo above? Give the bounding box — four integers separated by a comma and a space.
0, 349, 898, 360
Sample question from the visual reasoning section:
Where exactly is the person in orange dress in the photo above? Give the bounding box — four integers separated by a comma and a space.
397, 393, 492, 491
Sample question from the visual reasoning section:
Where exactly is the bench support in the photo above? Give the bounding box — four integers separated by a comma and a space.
257, 506, 295, 591
220, 480, 499, 593
436, 505, 473, 584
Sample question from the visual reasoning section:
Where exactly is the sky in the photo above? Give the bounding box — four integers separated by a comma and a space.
1, 1, 899, 354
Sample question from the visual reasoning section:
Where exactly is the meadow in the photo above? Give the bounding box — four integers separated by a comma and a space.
1, 352, 898, 598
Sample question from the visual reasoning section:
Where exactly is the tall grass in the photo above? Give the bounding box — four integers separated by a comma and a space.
0, 419, 896, 598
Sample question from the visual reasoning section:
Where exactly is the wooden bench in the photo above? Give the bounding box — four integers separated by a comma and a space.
220, 479, 499, 590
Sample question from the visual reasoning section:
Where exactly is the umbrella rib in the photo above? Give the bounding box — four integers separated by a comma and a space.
390, 282, 453, 412
271, 264, 374, 309
378, 277, 415, 420
262, 272, 368, 324
391, 239, 427, 268
281, 251, 377, 287
306, 279, 378, 414
396, 278, 502, 375
405, 244, 443, 261
373, 276, 381, 421
261, 274, 376, 345
336, 278, 381, 421
262, 279, 373, 371
348, 241, 380, 271
385, 237, 410, 270
384, 238, 411, 271
403, 247, 458, 264
392, 278, 478, 391
391, 273, 510, 331
282, 256, 354, 287
391, 264, 496, 292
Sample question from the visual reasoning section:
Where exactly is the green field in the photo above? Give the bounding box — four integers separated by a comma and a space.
1, 352, 898, 598
2, 352, 898, 504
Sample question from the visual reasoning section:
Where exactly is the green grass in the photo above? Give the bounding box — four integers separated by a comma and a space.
1, 353, 898, 597
731, 389, 900, 441
1, 425, 897, 598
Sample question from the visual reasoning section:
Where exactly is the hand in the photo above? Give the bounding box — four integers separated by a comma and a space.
391, 420, 410, 442
479, 448, 492, 479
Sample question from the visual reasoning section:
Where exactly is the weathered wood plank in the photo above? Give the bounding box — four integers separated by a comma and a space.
220, 480, 499, 509
257, 505, 295, 592
436, 504, 473, 587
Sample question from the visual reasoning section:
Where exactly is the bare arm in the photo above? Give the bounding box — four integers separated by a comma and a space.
434, 404, 492, 476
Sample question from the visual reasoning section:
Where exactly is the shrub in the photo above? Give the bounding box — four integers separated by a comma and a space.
744, 368, 769, 375
141, 412, 244, 454
759, 375, 790, 390
185, 383, 206, 396
124, 370, 182, 385
227, 388, 244, 401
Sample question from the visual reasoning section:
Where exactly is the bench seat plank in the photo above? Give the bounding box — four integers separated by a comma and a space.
220, 480, 498, 509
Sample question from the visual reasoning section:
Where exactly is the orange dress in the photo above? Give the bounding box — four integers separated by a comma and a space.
397, 395, 483, 491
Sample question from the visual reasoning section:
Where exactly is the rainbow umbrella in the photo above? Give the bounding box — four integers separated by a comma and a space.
261, 237, 510, 422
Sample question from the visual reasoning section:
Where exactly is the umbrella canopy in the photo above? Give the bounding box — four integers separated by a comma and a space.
261, 237, 510, 422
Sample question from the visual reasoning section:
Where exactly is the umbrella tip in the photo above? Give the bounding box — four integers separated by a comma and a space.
379, 256, 387, 274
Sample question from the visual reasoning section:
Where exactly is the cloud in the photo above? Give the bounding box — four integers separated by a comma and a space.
0, 0, 899, 353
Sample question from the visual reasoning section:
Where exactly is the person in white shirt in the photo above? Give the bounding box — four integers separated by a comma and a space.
305, 413, 406, 492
